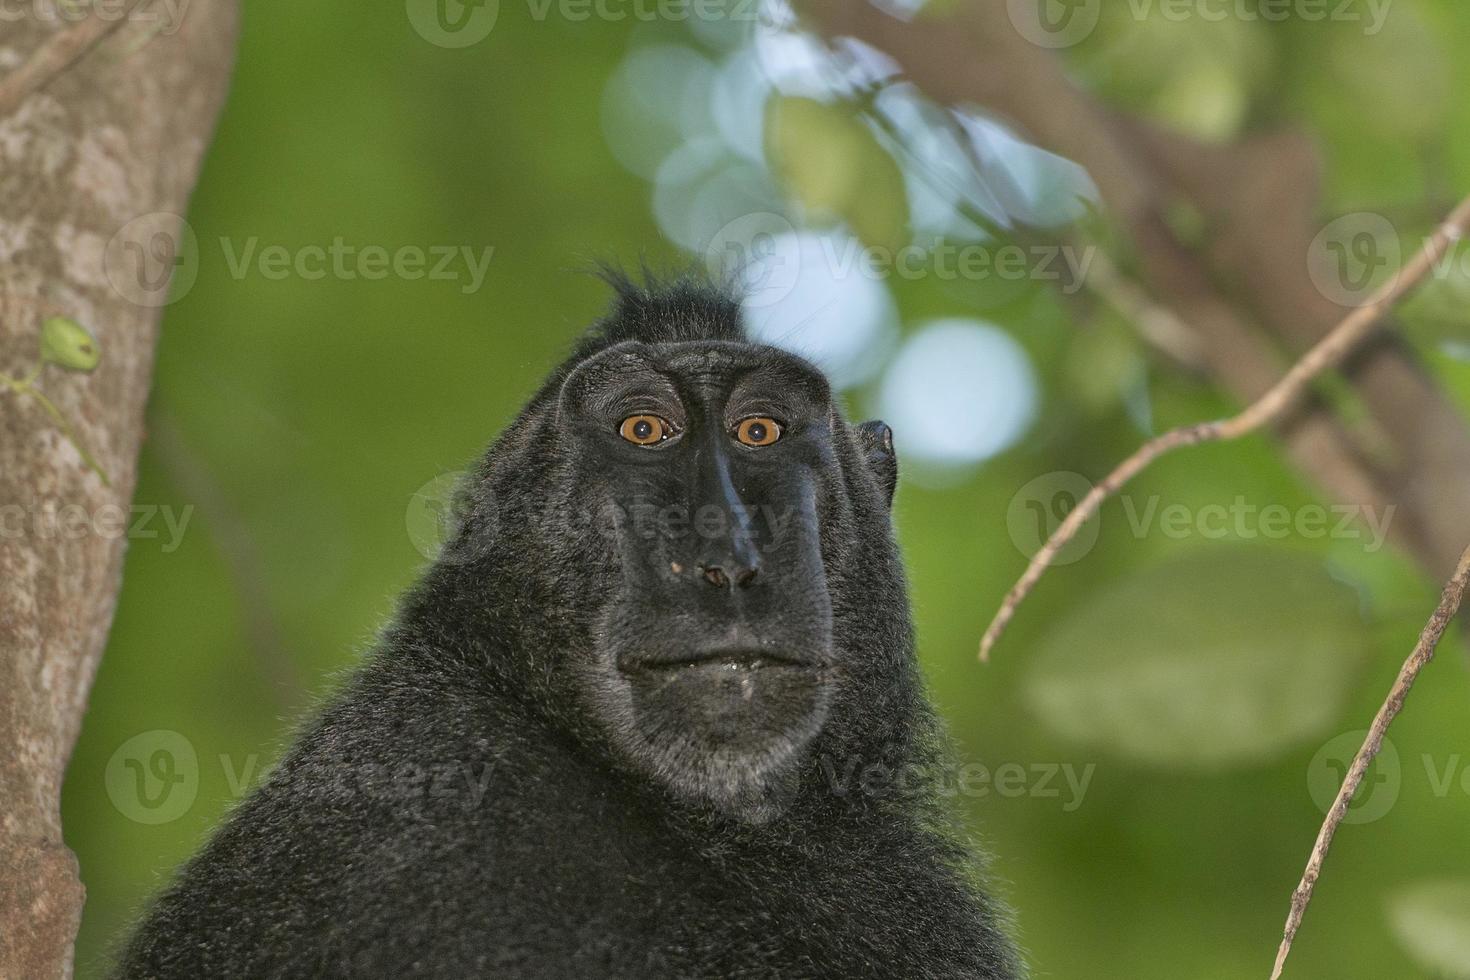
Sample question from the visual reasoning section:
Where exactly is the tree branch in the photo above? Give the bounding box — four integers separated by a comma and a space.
980, 194, 1470, 660
801, 0, 1470, 586
1120, 120, 1470, 577
1268, 541, 1470, 979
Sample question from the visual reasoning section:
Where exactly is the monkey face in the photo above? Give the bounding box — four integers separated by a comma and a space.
543, 339, 891, 824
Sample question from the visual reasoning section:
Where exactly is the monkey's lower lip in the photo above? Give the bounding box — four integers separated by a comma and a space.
620, 648, 816, 673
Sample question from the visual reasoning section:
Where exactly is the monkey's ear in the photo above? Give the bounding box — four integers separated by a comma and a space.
854, 420, 898, 509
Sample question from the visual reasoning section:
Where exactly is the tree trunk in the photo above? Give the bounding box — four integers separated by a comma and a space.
0, 4, 237, 976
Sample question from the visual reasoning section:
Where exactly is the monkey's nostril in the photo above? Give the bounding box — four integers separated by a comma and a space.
700, 564, 758, 589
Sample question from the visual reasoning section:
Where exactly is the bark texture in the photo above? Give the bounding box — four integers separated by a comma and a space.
0, 4, 237, 977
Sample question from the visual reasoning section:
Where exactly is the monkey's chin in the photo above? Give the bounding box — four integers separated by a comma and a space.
606, 658, 834, 825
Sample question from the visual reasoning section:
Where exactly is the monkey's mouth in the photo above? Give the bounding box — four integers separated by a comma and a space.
620, 647, 819, 675
616, 643, 831, 740
596, 636, 835, 823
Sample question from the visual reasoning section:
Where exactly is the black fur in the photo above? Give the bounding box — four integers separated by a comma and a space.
113, 274, 1023, 979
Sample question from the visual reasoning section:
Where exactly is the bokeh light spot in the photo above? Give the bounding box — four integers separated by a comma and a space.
740, 230, 898, 389
878, 319, 1038, 468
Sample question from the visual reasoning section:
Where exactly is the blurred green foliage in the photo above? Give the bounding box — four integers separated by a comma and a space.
60, 0, 1470, 977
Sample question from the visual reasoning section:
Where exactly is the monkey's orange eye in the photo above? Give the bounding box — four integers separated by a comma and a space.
619, 414, 672, 446
734, 417, 782, 447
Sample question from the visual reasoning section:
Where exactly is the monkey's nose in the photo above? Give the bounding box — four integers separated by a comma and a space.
700, 563, 758, 590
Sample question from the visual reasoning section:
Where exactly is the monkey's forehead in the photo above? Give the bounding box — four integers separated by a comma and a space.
657, 341, 772, 372
588, 339, 828, 386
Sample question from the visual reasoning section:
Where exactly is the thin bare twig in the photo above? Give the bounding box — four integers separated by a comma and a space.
979, 193, 1470, 662
0, 0, 145, 119
1268, 542, 1470, 979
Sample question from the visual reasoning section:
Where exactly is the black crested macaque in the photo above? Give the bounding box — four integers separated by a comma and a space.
115, 274, 1024, 979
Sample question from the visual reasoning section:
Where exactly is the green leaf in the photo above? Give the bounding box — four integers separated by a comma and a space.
40, 316, 101, 372
1076, 11, 1269, 143
1022, 546, 1369, 769
1151, 57, 1246, 143
1321, 8, 1448, 142
1387, 880, 1470, 979
764, 96, 909, 253
1067, 321, 1142, 414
